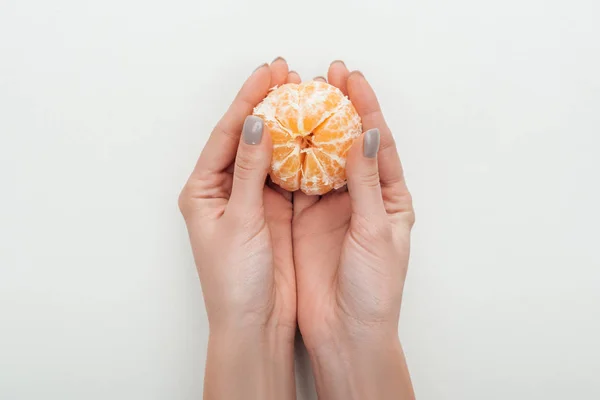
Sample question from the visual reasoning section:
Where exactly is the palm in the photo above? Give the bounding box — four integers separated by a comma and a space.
183, 169, 296, 326
180, 60, 303, 333
205, 174, 296, 329
293, 64, 415, 348
293, 192, 351, 337
294, 191, 412, 336
263, 186, 296, 329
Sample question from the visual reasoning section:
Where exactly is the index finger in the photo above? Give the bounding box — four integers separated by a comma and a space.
346, 71, 407, 191
192, 64, 272, 177
327, 60, 350, 96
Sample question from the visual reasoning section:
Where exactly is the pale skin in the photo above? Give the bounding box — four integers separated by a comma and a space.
179, 57, 416, 399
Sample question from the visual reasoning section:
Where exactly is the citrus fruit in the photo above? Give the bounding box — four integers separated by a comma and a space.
253, 81, 362, 195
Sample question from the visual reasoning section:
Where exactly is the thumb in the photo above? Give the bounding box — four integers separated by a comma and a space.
345, 128, 386, 218
228, 115, 272, 212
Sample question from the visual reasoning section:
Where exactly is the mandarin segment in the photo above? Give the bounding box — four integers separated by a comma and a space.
273, 143, 301, 178
315, 142, 353, 159
312, 102, 361, 143
253, 81, 362, 195
301, 149, 333, 195
298, 81, 346, 134
313, 148, 346, 189
272, 143, 296, 161
271, 170, 301, 192
265, 119, 292, 145
270, 142, 302, 191
254, 84, 300, 134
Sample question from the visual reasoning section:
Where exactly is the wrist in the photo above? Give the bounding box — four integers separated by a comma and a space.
209, 308, 297, 344
305, 327, 414, 400
206, 298, 297, 341
205, 325, 296, 399
306, 327, 401, 367
301, 312, 399, 355
208, 322, 295, 356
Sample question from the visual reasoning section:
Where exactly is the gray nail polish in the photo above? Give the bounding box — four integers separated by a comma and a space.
243, 116, 264, 145
363, 128, 380, 158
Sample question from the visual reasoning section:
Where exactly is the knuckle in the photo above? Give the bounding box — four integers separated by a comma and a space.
235, 163, 254, 181
213, 122, 239, 146
379, 137, 398, 155
384, 187, 416, 229
234, 152, 264, 182
178, 184, 193, 217
178, 174, 232, 218
404, 194, 416, 228
358, 168, 381, 189
405, 210, 416, 228
397, 190, 415, 213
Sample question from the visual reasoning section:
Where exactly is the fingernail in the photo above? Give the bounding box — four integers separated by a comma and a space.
243, 116, 264, 145
330, 60, 346, 66
363, 128, 380, 158
289, 70, 299, 75
272, 56, 286, 63
253, 63, 268, 73
350, 70, 364, 78
313, 76, 327, 82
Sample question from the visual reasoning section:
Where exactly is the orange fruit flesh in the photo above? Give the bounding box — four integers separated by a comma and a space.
253, 81, 362, 195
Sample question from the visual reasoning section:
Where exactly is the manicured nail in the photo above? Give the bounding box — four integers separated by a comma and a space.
289, 70, 299, 75
350, 70, 364, 78
330, 60, 346, 66
272, 56, 286, 63
253, 63, 268, 73
363, 128, 380, 158
243, 116, 264, 145
313, 76, 327, 82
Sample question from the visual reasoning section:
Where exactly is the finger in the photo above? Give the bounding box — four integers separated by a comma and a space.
293, 192, 320, 217
278, 71, 302, 204
192, 64, 271, 176
333, 184, 347, 193
328, 60, 350, 95
264, 58, 291, 201
345, 128, 386, 218
227, 116, 272, 212
313, 76, 327, 82
322, 184, 347, 199
270, 57, 289, 88
287, 71, 301, 84
347, 71, 406, 190
267, 176, 292, 201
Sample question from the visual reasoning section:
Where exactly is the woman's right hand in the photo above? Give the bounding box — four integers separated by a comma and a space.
179, 58, 301, 400
293, 62, 416, 400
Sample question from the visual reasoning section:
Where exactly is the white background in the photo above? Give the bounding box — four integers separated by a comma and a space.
1, 0, 599, 399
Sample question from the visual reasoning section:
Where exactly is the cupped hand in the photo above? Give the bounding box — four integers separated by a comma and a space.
179, 59, 303, 399
293, 63, 415, 352
179, 59, 302, 335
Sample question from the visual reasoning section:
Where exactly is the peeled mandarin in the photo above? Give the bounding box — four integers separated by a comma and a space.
253, 81, 362, 195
